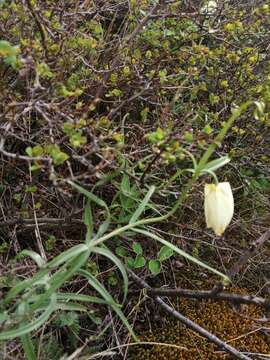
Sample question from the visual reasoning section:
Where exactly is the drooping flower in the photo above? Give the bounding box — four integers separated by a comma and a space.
204, 182, 234, 236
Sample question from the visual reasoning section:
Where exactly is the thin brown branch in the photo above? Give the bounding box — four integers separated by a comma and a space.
24, 0, 48, 57
128, 269, 252, 360
227, 229, 270, 278
147, 287, 270, 309
0, 217, 83, 228
90, 0, 165, 108
211, 229, 270, 295
0, 137, 49, 163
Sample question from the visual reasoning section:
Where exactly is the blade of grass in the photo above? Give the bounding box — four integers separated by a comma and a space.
54, 302, 88, 312
57, 293, 107, 304
79, 269, 138, 341
92, 246, 128, 302
20, 333, 36, 360
133, 227, 230, 284
129, 185, 155, 224
84, 199, 94, 242
46, 244, 89, 269
0, 294, 56, 340
68, 181, 111, 237
19, 250, 46, 268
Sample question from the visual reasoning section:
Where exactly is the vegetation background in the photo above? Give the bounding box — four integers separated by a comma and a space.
0, 0, 270, 359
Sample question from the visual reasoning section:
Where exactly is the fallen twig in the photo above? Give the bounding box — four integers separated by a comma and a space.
0, 217, 83, 228
147, 287, 270, 309
211, 229, 270, 295
128, 268, 252, 360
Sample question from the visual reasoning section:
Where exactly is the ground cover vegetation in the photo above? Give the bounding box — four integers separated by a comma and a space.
0, 0, 270, 359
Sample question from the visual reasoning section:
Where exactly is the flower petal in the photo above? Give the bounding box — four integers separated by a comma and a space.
204, 182, 234, 236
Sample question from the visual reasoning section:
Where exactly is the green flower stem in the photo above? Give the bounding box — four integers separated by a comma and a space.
91, 101, 252, 248
194, 101, 252, 176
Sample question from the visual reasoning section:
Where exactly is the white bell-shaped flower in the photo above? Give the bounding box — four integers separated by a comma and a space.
204, 182, 234, 236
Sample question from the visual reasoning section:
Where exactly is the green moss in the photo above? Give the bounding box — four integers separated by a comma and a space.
131, 292, 270, 359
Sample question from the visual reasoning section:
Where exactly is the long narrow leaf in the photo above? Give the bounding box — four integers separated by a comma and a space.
68, 181, 110, 216
96, 219, 110, 238
19, 303, 37, 360
55, 302, 88, 312
0, 295, 56, 340
92, 246, 128, 302
57, 293, 107, 304
19, 250, 46, 268
133, 228, 230, 284
20, 333, 36, 360
69, 181, 111, 238
129, 186, 155, 224
30, 250, 90, 311
47, 244, 88, 269
79, 269, 138, 341
84, 199, 94, 243
202, 156, 230, 172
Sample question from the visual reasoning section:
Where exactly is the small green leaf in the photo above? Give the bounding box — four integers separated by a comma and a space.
116, 246, 126, 257
203, 124, 213, 135
30, 164, 41, 172
184, 131, 193, 143
52, 151, 69, 165
25, 147, 33, 156
133, 255, 146, 269
148, 259, 161, 275
25, 185, 37, 193
0, 40, 19, 57
108, 274, 118, 286
32, 145, 43, 157
132, 242, 143, 255
158, 246, 174, 261
126, 257, 135, 268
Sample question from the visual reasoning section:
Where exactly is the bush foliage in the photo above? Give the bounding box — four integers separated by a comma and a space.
0, 0, 270, 358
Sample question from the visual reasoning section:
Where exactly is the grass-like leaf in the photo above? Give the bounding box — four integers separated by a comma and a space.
92, 246, 128, 302
129, 185, 155, 224
133, 227, 230, 284
20, 333, 36, 360
202, 156, 230, 173
84, 199, 94, 242
46, 244, 89, 269
19, 250, 46, 268
0, 294, 56, 340
69, 181, 111, 238
79, 269, 138, 341
57, 293, 107, 304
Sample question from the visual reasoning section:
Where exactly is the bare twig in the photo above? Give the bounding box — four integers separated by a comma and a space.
146, 287, 270, 309
0, 137, 49, 163
128, 269, 252, 360
227, 229, 270, 279
90, 0, 165, 108
0, 217, 83, 228
211, 229, 270, 295
24, 0, 48, 57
